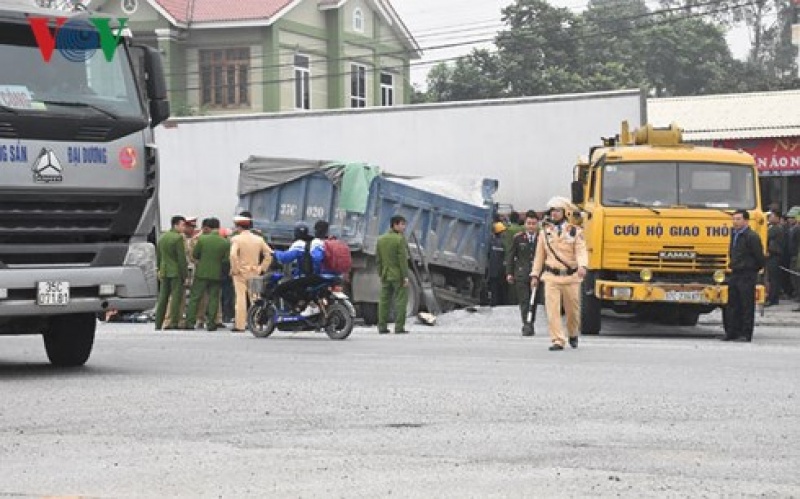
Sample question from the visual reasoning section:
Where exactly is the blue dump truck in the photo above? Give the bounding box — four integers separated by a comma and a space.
237, 156, 498, 323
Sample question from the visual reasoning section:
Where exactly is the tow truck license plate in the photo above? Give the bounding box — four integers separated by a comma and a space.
37, 281, 70, 306
664, 290, 702, 302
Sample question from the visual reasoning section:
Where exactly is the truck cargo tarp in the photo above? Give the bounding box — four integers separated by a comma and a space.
238, 156, 380, 214
238, 156, 327, 195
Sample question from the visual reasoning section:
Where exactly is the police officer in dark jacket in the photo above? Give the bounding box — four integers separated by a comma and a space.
724, 209, 766, 342
765, 210, 784, 305
504, 210, 542, 336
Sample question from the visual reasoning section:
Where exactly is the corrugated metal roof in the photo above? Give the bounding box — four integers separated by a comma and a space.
647, 90, 800, 141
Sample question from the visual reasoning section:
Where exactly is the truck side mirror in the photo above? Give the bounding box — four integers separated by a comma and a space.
142, 46, 168, 100
571, 180, 584, 205
137, 45, 170, 127
149, 100, 170, 128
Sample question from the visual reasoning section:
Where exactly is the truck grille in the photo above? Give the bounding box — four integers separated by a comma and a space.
612, 271, 717, 285
0, 200, 119, 240
0, 193, 146, 267
628, 250, 727, 271
0, 122, 17, 139
75, 125, 112, 141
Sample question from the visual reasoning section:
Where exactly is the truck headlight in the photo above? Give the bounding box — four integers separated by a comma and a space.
124, 242, 157, 285
713, 270, 725, 284
640, 268, 653, 282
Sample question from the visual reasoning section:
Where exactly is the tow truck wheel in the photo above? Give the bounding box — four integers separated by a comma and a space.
43, 313, 96, 367
580, 280, 601, 335
677, 309, 700, 326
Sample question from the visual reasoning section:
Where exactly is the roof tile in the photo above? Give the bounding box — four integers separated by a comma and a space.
152, 0, 295, 24
648, 90, 800, 141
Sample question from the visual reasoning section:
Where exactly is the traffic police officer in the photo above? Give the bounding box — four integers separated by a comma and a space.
229, 214, 272, 331
531, 197, 588, 351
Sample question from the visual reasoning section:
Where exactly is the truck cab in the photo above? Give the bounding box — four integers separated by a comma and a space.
0, 0, 168, 365
572, 122, 766, 334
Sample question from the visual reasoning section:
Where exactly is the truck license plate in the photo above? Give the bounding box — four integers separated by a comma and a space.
664, 290, 702, 302
37, 281, 70, 306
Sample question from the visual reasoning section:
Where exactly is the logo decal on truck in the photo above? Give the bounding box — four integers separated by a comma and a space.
659, 250, 696, 260
119, 146, 137, 169
32, 148, 64, 183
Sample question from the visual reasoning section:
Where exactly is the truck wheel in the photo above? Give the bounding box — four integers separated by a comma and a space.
580, 280, 601, 335
439, 300, 456, 313
677, 309, 700, 326
43, 313, 96, 367
361, 279, 421, 325
406, 275, 421, 317
360, 303, 378, 325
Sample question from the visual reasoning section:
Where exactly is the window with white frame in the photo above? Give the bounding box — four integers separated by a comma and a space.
350, 64, 367, 108
294, 54, 311, 110
353, 8, 364, 33
380, 72, 394, 106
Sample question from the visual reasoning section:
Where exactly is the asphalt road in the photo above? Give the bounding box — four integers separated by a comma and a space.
1, 307, 798, 498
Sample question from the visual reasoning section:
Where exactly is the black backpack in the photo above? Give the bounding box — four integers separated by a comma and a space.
299, 241, 314, 276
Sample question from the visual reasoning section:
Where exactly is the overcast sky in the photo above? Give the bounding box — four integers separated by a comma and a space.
391, 0, 751, 89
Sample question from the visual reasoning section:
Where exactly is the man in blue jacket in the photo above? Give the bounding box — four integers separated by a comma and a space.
273, 221, 325, 316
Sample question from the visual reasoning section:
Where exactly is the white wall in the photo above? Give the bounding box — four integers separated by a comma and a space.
155, 90, 644, 227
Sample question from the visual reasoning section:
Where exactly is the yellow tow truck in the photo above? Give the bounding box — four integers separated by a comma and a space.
571, 122, 766, 334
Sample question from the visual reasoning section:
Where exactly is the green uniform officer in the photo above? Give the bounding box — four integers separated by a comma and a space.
184, 218, 231, 331
502, 212, 524, 304
155, 216, 189, 330
376, 215, 410, 334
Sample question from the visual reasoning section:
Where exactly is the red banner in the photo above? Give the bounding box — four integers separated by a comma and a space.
713, 137, 800, 176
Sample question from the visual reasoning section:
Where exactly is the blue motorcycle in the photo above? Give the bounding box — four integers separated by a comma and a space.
246, 272, 356, 340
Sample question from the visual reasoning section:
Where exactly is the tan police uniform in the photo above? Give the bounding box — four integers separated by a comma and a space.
531, 215, 588, 348
230, 228, 272, 330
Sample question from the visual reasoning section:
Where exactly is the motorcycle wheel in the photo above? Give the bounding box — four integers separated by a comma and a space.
325, 302, 354, 340
248, 303, 276, 338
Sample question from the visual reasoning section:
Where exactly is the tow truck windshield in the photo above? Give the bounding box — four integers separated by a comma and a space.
601, 162, 757, 210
